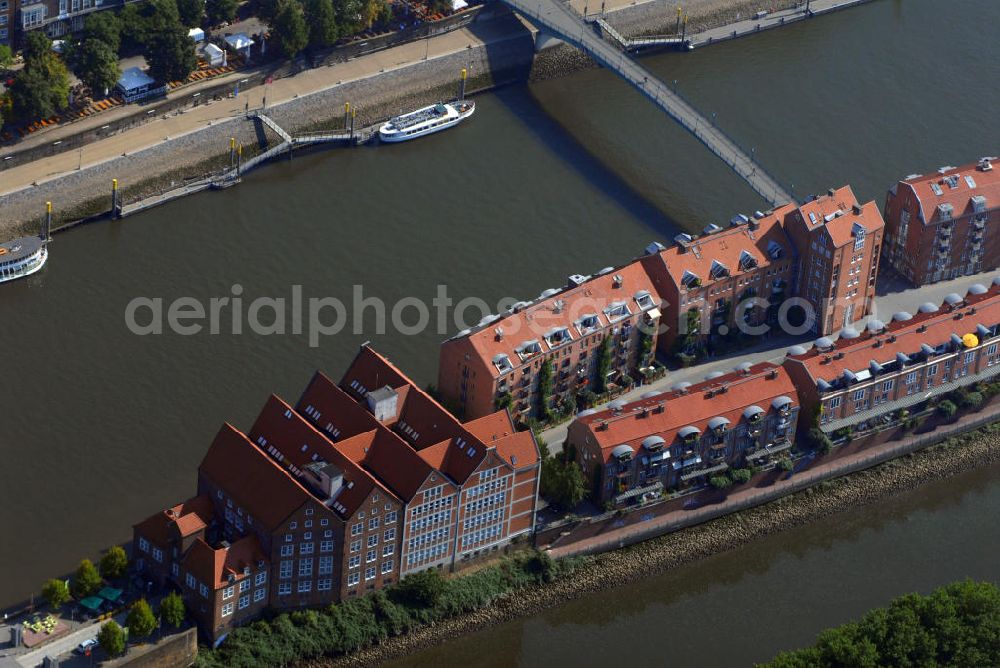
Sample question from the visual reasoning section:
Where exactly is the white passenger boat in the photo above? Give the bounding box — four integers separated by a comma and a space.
378, 100, 475, 143
0, 235, 48, 284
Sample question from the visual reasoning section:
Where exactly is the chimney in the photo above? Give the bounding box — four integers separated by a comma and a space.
567, 274, 589, 287
494, 326, 504, 341
612, 274, 623, 288
365, 385, 398, 422
979, 157, 994, 172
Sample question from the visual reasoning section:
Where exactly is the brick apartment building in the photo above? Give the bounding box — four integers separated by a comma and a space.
1, 0, 14, 44
883, 157, 999, 287
785, 278, 1000, 436
640, 207, 797, 354
566, 362, 799, 506
438, 260, 666, 421
1, 0, 153, 46
133, 345, 540, 643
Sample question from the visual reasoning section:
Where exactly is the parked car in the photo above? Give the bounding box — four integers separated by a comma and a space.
76, 638, 99, 654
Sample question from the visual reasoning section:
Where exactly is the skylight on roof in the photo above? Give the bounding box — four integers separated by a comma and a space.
931, 183, 943, 196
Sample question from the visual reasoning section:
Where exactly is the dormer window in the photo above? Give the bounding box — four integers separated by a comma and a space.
738, 250, 757, 272
767, 240, 783, 260
634, 290, 654, 310
544, 327, 572, 348
575, 313, 601, 334
710, 260, 729, 280
852, 222, 866, 251
937, 203, 953, 221
515, 340, 542, 361
681, 270, 700, 288
604, 301, 630, 322
492, 354, 513, 374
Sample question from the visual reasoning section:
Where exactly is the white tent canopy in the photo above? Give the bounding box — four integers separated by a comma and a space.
204, 43, 226, 66
188, 27, 205, 43
451, 0, 468, 9
224, 33, 254, 52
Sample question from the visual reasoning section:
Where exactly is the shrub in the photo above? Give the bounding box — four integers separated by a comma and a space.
730, 468, 752, 484
709, 475, 732, 489
961, 391, 984, 411
937, 399, 958, 420
777, 457, 794, 472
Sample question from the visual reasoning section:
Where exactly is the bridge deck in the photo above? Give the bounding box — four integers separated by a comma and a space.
510, 0, 793, 206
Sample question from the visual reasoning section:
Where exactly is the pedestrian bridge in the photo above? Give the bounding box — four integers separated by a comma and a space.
504, 0, 794, 206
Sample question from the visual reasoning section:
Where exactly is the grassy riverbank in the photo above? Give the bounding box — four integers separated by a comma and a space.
285, 418, 1000, 667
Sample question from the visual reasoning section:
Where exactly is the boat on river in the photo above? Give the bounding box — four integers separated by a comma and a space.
378, 100, 475, 143
0, 235, 48, 284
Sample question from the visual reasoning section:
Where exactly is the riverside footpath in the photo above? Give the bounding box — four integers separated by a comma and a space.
544, 399, 1000, 559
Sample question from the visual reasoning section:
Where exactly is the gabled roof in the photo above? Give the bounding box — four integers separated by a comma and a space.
297, 371, 384, 441
248, 394, 396, 518
787, 281, 1000, 388
463, 410, 517, 443
182, 534, 265, 590
198, 423, 310, 532
133, 494, 214, 547
574, 362, 797, 464
494, 430, 540, 469
899, 158, 1000, 225
349, 427, 434, 500
443, 260, 664, 380
655, 206, 796, 289
792, 186, 884, 247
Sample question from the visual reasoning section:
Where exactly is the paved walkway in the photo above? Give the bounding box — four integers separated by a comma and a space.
0, 21, 522, 198
547, 397, 1000, 558
689, 0, 873, 47
539, 267, 1000, 451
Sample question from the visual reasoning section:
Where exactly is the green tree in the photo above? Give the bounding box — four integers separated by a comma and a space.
120, 0, 181, 50
23, 31, 53, 64
303, 0, 338, 47
74, 39, 121, 96
0, 44, 13, 69
936, 399, 958, 420
596, 336, 613, 393
127, 598, 158, 638
98, 620, 126, 656
541, 455, 587, 509
72, 559, 103, 599
730, 468, 752, 484
83, 11, 122, 54
271, 0, 309, 58
960, 390, 984, 411
41, 579, 71, 609
394, 569, 445, 608
206, 0, 238, 25
777, 457, 794, 472
159, 591, 186, 629
145, 27, 197, 83
99, 545, 129, 579
807, 427, 833, 455
177, 0, 205, 25
536, 358, 554, 422
254, 0, 282, 23
359, 0, 384, 27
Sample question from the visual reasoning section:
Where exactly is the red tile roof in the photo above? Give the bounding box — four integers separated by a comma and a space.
899, 158, 1000, 225
656, 206, 795, 287
198, 423, 311, 532
463, 410, 516, 443
788, 282, 1000, 385
575, 362, 797, 463
793, 186, 884, 247
183, 534, 265, 590
444, 259, 664, 380
493, 430, 540, 469
133, 494, 213, 546
248, 394, 396, 518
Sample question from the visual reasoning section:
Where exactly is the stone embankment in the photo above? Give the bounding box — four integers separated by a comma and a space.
0, 23, 534, 235
307, 422, 1000, 668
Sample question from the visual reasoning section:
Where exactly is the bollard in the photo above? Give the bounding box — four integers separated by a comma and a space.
345, 102, 351, 131
43, 201, 52, 241
112, 179, 120, 218
459, 68, 467, 100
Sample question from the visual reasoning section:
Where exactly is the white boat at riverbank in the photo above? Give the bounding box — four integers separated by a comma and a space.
378, 100, 475, 143
0, 236, 48, 284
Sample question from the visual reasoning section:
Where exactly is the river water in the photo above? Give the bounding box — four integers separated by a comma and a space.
1, 0, 997, 653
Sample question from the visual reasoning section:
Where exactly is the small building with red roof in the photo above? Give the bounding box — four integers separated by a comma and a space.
566, 362, 799, 506
883, 157, 999, 286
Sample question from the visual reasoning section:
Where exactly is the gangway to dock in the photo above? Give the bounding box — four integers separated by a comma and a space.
593, 17, 688, 52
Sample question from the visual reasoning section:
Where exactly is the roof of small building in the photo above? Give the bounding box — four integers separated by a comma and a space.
133, 494, 214, 546
117, 67, 155, 92
182, 534, 265, 590
573, 362, 798, 464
